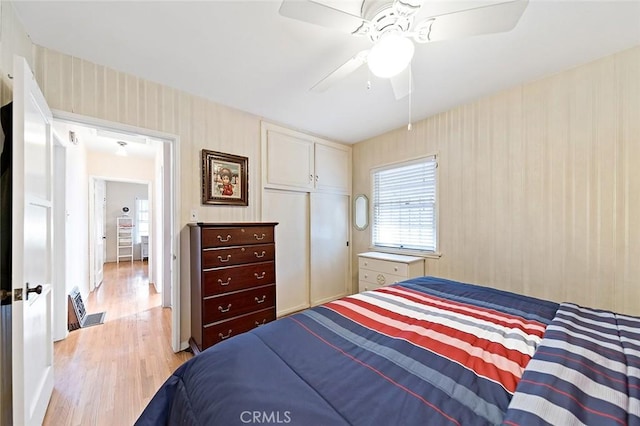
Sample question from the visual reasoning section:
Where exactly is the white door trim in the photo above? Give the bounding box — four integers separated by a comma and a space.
51, 109, 182, 352
52, 131, 69, 342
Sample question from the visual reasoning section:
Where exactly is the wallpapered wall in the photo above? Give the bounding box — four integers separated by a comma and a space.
32, 46, 267, 346
353, 46, 640, 315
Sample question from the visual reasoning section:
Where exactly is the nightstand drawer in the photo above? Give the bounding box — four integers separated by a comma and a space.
358, 257, 409, 276
358, 281, 383, 293
359, 268, 408, 287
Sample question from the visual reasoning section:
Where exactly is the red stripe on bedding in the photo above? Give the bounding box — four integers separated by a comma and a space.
289, 316, 462, 426
379, 286, 547, 338
326, 298, 528, 393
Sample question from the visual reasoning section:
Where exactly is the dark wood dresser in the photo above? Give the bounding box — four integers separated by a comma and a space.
189, 222, 278, 354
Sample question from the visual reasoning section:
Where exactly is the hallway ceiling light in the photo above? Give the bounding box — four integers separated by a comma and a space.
115, 141, 128, 157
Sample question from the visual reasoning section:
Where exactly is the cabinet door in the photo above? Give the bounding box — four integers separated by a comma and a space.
314, 143, 351, 194
310, 193, 350, 305
263, 189, 311, 316
264, 129, 314, 190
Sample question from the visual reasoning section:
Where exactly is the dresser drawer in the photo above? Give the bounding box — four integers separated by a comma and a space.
202, 244, 275, 268
359, 268, 408, 287
358, 281, 384, 293
358, 257, 409, 276
202, 262, 275, 296
201, 226, 275, 248
202, 308, 276, 348
203, 285, 275, 324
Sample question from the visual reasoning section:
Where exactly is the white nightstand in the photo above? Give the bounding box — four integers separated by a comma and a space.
358, 252, 425, 293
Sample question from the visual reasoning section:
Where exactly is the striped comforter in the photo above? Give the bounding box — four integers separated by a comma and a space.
137, 276, 559, 425
503, 303, 640, 426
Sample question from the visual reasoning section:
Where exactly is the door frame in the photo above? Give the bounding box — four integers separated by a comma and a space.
52, 110, 182, 352
52, 132, 69, 342
88, 177, 151, 287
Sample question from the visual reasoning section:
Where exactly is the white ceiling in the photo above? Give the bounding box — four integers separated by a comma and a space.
11, 0, 640, 144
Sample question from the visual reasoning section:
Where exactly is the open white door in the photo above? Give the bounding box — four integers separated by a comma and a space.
11, 56, 54, 425
94, 179, 106, 287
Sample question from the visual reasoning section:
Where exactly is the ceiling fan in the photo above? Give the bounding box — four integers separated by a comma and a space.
279, 0, 529, 100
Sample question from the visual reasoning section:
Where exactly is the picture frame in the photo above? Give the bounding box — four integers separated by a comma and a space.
201, 149, 248, 206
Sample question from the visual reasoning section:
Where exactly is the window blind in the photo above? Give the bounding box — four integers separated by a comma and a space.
372, 156, 437, 252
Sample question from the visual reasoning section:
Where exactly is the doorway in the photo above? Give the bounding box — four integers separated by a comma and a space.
51, 112, 180, 352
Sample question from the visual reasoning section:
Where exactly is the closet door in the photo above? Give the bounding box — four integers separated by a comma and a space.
310, 192, 350, 306
263, 189, 310, 316
263, 129, 314, 190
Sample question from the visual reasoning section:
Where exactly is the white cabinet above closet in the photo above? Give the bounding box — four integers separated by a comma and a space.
261, 122, 351, 194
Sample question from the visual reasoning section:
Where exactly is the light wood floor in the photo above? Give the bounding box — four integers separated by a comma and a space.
43, 261, 192, 426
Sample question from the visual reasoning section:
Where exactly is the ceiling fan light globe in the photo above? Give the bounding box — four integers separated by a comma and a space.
367, 32, 415, 78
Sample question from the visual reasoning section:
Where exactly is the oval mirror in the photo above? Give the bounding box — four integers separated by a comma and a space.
353, 194, 369, 231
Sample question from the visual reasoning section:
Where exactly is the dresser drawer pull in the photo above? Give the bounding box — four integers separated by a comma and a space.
376, 274, 386, 285
255, 295, 267, 304
217, 234, 232, 242
254, 272, 266, 280
254, 251, 266, 258
218, 278, 232, 286
218, 330, 232, 340
255, 319, 267, 327
218, 304, 232, 313
253, 233, 266, 241
218, 254, 232, 263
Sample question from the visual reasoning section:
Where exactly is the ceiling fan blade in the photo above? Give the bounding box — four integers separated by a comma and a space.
279, 0, 368, 34
390, 66, 413, 100
420, 0, 529, 43
310, 50, 368, 93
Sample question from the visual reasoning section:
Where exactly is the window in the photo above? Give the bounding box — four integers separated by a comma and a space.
135, 198, 149, 243
371, 156, 437, 253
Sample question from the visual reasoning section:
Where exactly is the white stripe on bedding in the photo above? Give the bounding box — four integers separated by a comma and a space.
536, 337, 637, 377
561, 304, 640, 338
631, 397, 640, 417
329, 299, 527, 378
545, 323, 637, 355
379, 286, 547, 334
353, 292, 541, 355
553, 317, 640, 358
523, 359, 628, 410
507, 394, 585, 426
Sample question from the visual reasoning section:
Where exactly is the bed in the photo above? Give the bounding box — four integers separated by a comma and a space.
135, 276, 640, 425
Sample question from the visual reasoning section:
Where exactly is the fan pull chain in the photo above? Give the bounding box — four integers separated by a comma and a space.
407, 66, 413, 131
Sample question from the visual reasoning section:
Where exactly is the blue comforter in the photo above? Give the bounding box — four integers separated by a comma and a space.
136, 277, 559, 425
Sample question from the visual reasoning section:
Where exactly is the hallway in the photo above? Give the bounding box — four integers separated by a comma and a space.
43, 261, 191, 425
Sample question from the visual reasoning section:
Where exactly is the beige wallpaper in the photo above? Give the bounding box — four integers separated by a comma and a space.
353, 46, 640, 315
32, 46, 266, 345
0, 1, 32, 106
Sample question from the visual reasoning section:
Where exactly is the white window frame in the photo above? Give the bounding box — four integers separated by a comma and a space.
135, 198, 149, 244
370, 155, 439, 257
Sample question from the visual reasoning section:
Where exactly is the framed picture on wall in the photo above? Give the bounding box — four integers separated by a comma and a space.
201, 149, 248, 206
